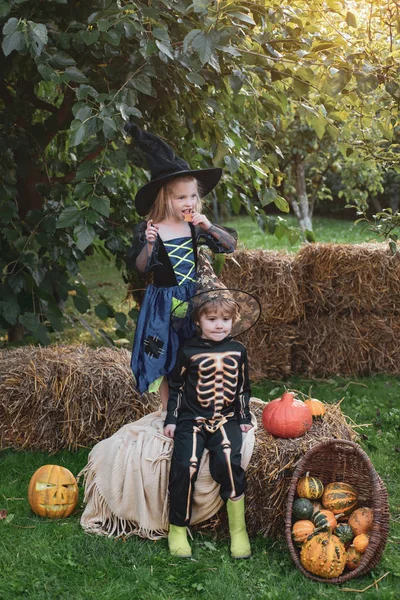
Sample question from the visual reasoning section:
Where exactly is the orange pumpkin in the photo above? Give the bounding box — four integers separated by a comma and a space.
300, 532, 346, 579
28, 465, 78, 518
304, 398, 326, 418
353, 533, 370, 553
348, 506, 374, 536
322, 482, 357, 516
262, 391, 313, 438
346, 546, 363, 571
292, 520, 315, 545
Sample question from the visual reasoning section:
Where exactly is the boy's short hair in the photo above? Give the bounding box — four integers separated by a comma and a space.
147, 176, 203, 222
193, 297, 240, 325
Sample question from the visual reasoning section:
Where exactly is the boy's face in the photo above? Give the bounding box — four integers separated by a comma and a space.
198, 306, 233, 342
167, 178, 199, 221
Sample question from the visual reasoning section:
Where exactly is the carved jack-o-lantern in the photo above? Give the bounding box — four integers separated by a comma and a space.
28, 465, 78, 518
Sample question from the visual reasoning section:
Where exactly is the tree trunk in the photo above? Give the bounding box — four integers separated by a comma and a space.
7, 322, 25, 343
292, 158, 313, 232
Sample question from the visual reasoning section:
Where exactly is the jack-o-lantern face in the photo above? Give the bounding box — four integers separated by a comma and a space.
28, 465, 78, 519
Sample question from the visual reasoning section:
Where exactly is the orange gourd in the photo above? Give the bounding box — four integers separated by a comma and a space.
313, 509, 337, 532
300, 532, 346, 579
292, 520, 315, 545
353, 533, 370, 553
28, 464, 78, 519
346, 546, 363, 571
304, 398, 326, 418
348, 507, 374, 536
262, 391, 313, 438
322, 482, 357, 516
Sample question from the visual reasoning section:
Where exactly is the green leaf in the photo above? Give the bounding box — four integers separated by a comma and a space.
97, 19, 111, 32
28, 22, 47, 56
81, 29, 100, 46
74, 222, 95, 251
115, 312, 127, 328
76, 161, 97, 181
274, 196, 290, 213
95, 302, 110, 320
309, 114, 326, 140
229, 12, 255, 25
2, 31, 25, 56
91, 195, 110, 217
65, 66, 88, 83
19, 312, 40, 333
293, 78, 310, 98
191, 30, 219, 66
56, 206, 81, 228
155, 40, 174, 59
0, 2, 11, 18
186, 72, 206, 86
389, 241, 397, 255
131, 73, 153, 95
102, 116, 117, 139
70, 121, 87, 147
153, 27, 170, 42
73, 293, 90, 314
74, 182, 92, 198
261, 187, 277, 207
76, 85, 98, 100
0, 301, 20, 325
183, 29, 202, 54
346, 11, 357, 28
74, 105, 92, 121
2, 17, 18, 35
49, 51, 75, 67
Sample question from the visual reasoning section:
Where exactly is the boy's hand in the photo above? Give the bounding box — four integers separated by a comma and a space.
240, 423, 253, 433
145, 219, 159, 244
191, 212, 211, 230
164, 424, 176, 438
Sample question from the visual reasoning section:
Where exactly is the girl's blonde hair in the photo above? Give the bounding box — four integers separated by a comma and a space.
193, 297, 240, 327
147, 175, 203, 222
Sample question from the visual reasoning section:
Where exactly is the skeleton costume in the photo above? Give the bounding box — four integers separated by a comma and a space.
165, 335, 251, 526
123, 123, 237, 394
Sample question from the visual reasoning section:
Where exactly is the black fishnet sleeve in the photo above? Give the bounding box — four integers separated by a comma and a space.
125, 221, 162, 272
196, 224, 237, 254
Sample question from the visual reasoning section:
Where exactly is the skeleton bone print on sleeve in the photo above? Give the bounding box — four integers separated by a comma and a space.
191, 351, 241, 417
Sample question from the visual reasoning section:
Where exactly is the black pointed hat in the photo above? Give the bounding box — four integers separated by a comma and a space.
171, 252, 261, 338
124, 123, 222, 217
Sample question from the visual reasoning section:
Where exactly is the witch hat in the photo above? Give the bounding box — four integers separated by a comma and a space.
171, 252, 261, 338
124, 123, 222, 217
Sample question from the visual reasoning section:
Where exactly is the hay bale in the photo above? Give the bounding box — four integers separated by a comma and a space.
293, 314, 400, 377
197, 398, 357, 539
239, 324, 296, 381
221, 250, 304, 325
297, 242, 400, 315
0, 346, 159, 452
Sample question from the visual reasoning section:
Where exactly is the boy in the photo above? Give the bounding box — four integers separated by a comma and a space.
164, 287, 259, 559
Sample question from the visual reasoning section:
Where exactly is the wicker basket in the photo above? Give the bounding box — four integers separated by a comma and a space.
285, 439, 390, 584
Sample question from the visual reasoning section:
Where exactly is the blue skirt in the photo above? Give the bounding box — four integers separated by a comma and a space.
130, 281, 197, 394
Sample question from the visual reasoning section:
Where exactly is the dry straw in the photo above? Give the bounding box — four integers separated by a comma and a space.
293, 313, 400, 376
198, 398, 357, 539
221, 250, 304, 325
297, 242, 400, 315
0, 346, 159, 452
238, 324, 296, 381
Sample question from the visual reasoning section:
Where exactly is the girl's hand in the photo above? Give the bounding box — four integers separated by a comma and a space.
191, 212, 211, 230
145, 220, 159, 244
240, 423, 253, 433
164, 424, 176, 438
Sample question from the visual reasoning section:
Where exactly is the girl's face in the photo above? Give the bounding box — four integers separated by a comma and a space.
167, 178, 199, 221
198, 306, 233, 342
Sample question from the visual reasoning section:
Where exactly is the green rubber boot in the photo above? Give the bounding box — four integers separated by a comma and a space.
168, 525, 192, 558
226, 497, 251, 559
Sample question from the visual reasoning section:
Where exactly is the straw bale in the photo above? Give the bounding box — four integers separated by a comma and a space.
221, 250, 304, 325
197, 398, 357, 539
0, 345, 159, 452
239, 324, 296, 381
293, 313, 400, 377
297, 242, 400, 315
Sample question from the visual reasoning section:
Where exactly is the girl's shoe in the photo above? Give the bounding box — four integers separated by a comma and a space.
168, 525, 192, 558
226, 497, 251, 559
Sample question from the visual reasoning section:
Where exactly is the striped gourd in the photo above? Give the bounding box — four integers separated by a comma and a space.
335, 523, 354, 545
296, 472, 324, 500
321, 482, 357, 517
313, 509, 337, 532
292, 520, 315, 546
300, 532, 346, 579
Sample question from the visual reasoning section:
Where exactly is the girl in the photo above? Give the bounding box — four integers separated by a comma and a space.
125, 124, 237, 408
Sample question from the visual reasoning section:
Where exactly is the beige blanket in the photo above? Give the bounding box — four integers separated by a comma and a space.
79, 410, 257, 540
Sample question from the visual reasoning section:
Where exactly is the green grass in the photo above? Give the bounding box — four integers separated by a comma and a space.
1, 375, 399, 600
223, 215, 383, 252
